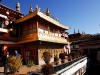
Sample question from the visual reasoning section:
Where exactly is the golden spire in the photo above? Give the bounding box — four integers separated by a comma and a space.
42, 10, 45, 14
29, 4, 33, 14
84, 31, 85, 35
74, 29, 76, 34
35, 5, 40, 12
45, 7, 50, 16
78, 29, 80, 33
82, 31, 84, 35
16, 2, 20, 12
56, 18, 59, 22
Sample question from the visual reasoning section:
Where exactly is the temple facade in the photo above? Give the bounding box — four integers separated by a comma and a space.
0, 3, 71, 65
69, 30, 100, 64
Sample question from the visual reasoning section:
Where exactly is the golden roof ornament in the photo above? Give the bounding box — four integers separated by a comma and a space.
29, 4, 33, 14
6, 10, 9, 15
78, 29, 80, 33
35, 5, 40, 12
42, 10, 45, 14
84, 31, 85, 35
82, 31, 84, 35
16, 2, 20, 12
74, 29, 76, 34
45, 7, 50, 16
51, 15, 54, 19
56, 18, 59, 22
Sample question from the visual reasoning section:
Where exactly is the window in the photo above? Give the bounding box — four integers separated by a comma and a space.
50, 28, 53, 33
0, 17, 4, 28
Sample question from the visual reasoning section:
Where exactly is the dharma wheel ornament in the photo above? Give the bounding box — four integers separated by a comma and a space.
5, 18, 9, 26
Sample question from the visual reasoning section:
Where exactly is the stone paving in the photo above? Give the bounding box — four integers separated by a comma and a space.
0, 57, 68, 75
0, 65, 41, 75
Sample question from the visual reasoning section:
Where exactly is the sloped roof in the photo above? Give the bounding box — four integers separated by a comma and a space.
0, 4, 24, 16
14, 9, 70, 30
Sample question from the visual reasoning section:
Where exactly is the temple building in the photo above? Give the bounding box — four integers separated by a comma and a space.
69, 29, 100, 64
0, 3, 71, 65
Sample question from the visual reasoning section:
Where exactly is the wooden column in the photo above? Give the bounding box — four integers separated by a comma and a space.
36, 21, 38, 33
48, 26, 50, 35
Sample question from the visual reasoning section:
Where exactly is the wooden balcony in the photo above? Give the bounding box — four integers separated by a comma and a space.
38, 32, 70, 44
17, 28, 70, 44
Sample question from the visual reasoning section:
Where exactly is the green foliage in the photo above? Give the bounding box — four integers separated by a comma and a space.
27, 60, 35, 68
7, 56, 23, 73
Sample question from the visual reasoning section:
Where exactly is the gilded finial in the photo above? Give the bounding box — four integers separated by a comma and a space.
16, 2, 20, 12
82, 31, 84, 35
84, 31, 85, 35
45, 7, 50, 16
29, 4, 33, 14
35, 5, 40, 12
6, 10, 9, 15
56, 18, 59, 22
35, 5, 38, 9
51, 15, 54, 19
42, 10, 45, 14
78, 29, 80, 33
74, 29, 76, 34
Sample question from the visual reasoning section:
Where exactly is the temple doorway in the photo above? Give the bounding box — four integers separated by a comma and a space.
25, 50, 30, 64
8, 47, 21, 56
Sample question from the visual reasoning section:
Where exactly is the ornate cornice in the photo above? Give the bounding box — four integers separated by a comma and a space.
0, 40, 16, 44
38, 33, 71, 44
38, 12, 69, 29
0, 4, 24, 16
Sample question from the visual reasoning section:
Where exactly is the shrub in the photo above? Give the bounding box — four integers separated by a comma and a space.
70, 52, 76, 60
27, 60, 35, 68
41, 64, 54, 75
59, 53, 65, 60
41, 51, 54, 75
42, 51, 52, 64
7, 56, 22, 73
54, 56, 59, 65
59, 53, 65, 63
54, 56, 59, 62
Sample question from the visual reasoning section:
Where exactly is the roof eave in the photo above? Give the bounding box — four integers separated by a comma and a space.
14, 11, 70, 30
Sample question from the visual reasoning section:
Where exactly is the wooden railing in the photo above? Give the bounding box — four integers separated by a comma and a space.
38, 32, 69, 44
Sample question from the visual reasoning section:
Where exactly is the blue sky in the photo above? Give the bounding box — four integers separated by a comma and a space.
1, 0, 100, 34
